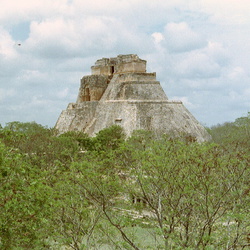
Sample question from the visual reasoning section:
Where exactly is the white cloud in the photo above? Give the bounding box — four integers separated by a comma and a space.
152, 32, 164, 45
17, 70, 48, 83
0, 28, 18, 59
0, 88, 15, 102
25, 18, 79, 58
205, 41, 229, 66
0, 0, 250, 127
24, 15, 150, 60
0, 0, 69, 25
227, 66, 247, 80
163, 22, 206, 53
0, 27, 24, 78
57, 88, 69, 99
173, 52, 221, 79
198, 0, 250, 25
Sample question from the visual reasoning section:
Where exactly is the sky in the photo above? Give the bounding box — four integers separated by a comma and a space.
0, 0, 250, 128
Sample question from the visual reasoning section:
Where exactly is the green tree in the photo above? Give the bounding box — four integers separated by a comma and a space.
92, 125, 125, 151
0, 143, 54, 249
49, 163, 103, 249
124, 138, 250, 248
208, 113, 250, 150
1, 120, 249, 249
59, 131, 93, 151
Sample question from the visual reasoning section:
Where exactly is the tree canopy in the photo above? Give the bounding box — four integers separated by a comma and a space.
0, 118, 249, 249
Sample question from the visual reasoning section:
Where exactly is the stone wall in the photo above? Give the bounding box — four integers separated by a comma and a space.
98, 73, 168, 101
76, 75, 108, 103
55, 101, 99, 133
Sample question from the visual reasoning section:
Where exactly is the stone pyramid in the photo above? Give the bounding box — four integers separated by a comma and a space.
55, 54, 211, 142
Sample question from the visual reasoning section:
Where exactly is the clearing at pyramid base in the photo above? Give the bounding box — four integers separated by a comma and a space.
55, 54, 211, 142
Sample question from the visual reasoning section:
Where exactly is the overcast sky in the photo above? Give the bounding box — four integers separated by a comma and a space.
0, 0, 249, 128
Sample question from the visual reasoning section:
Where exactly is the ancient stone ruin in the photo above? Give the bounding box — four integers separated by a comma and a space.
55, 54, 211, 142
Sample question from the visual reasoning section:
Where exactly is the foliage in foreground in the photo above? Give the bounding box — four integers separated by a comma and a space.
0, 120, 249, 249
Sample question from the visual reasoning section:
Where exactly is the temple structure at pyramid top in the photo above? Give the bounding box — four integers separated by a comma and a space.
55, 54, 211, 142
91, 54, 147, 75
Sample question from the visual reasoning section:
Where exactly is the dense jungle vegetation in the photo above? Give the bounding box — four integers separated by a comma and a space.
0, 113, 249, 249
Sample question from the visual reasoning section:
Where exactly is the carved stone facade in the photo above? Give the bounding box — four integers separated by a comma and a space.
55, 54, 211, 142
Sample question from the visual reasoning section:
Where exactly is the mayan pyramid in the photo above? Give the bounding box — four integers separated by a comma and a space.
55, 54, 211, 142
